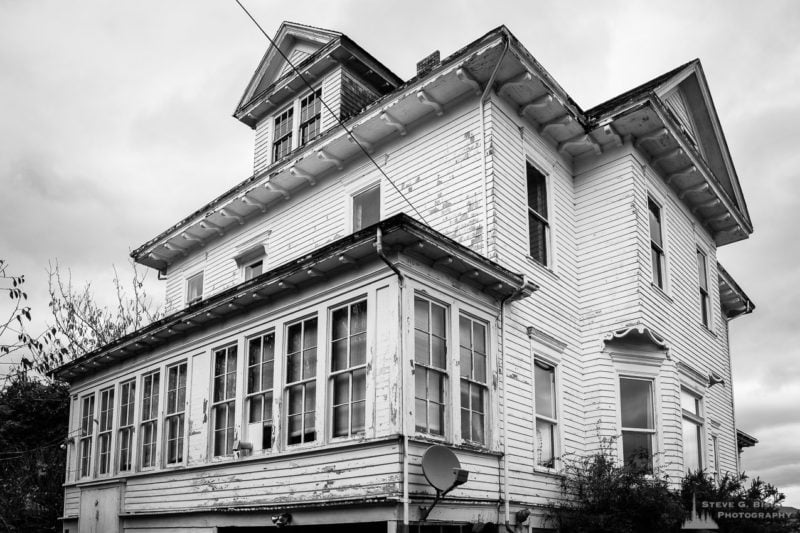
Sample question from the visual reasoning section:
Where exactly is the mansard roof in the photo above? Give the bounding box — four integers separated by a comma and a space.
58, 214, 536, 382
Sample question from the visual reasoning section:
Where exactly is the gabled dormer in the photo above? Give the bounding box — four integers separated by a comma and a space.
234, 22, 402, 173
587, 60, 752, 245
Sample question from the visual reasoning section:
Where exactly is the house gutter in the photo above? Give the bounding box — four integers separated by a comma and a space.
479, 34, 509, 256
498, 276, 532, 532
375, 227, 409, 528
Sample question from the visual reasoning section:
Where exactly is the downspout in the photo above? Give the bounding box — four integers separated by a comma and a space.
499, 278, 530, 533
376, 227, 408, 529
479, 34, 510, 256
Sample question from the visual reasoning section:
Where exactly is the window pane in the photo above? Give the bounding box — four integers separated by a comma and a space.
431, 336, 446, 369
474, 353, 486, 383
429, 403, 443, 435
352, 401, 365, 434
333, 405, 348, 437
415, 398, 427, 432
534, 362, 555, 418
333, 374, 350, 405
415, 330, 429, 364
249, 396, 262, 424
431, 304, 446, 336
331, 339, 348, 371
622, 431, 652, 472
696, 250, 708, 290
353, 186, 380, 231
414, 297, 429, 331
683, 420, 702, 472
527, 164, 548, 218
460, 346, 471, 378
620, 378, 653, 429
648, 199, 662, 247
351, 300, 367, 333
332, 307, 348, 340
528, 214, 548, 264
536, 419, 555, 467
352, 369, 366, 402
681, 390, 699, 415
351, 332, 366, 366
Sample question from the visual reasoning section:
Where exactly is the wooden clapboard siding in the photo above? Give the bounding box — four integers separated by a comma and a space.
483, 96, 585, 502
123, 439, 401, 513
253, 116, 271, 175
320, 65, 343, 132
407, 441, 500, 501
340, 70, 380, 121
663, 88, 698, 143
64, 485, 80, 518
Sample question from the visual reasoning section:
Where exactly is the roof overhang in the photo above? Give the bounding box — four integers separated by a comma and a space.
717, 262, 755, 319
58, 214, 536, 383
736, 429, 758, 451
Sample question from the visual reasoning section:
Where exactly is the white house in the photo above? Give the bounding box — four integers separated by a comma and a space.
55, 22, 755, 533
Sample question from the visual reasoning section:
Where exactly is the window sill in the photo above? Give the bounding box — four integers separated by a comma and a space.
524, 256, 559, 281
649, 283, 673, 304
700, 323, 717, 339
533, 465, 563, 477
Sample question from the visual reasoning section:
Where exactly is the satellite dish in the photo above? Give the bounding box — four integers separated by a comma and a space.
422, 445, 466, 492
420, 445, 470, 521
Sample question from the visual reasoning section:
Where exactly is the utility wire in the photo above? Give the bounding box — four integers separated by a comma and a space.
233, 0, 430, 226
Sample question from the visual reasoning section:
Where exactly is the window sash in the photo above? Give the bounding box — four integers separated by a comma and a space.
648, 199, 664, 287
459, 315, 487, 444
620, 377, 655, 472
697, 250, 710, 325
285, 318, 318, 445
683, 417, 703, 473
186, 273, 203, 304
330, 301, 368, 438
248, 332, 275, 450
79, 394, 95, 477
272, 107, 294, 161
535, 418, 556, 468
352, 186, 381, 231
244, 259, 263, 281
299, 89, 322, 145
526, 163, 549, 264
165, 363, 187, 465
118, 380, 135, 472
97, 388, 114, 475
414, 297, 448, 436
140, 371, 160, 468
212, 346, 237, 456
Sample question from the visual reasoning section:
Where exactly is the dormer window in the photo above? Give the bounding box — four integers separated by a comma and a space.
272, 88, 323, 163
299, 89, 322, 145
272, 107, 294, 162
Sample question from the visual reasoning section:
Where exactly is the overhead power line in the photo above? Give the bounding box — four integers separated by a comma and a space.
233, 0, 430, 226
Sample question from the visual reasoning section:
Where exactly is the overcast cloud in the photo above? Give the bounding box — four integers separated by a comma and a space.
1, 0, 798, 506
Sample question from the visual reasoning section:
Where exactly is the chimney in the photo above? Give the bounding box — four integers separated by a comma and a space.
416, 50, 440, 78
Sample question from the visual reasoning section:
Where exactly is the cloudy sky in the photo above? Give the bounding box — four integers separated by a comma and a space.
1, 0, 798, 505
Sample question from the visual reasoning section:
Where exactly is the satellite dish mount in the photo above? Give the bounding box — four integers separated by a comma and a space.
419, 445, 470, 521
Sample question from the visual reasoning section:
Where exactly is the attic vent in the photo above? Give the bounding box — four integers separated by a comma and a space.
416, 50, 440, 77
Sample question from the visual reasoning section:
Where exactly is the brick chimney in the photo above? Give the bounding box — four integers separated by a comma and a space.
416, 50, 440, 78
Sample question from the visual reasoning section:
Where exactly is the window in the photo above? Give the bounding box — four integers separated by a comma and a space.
285, 318, 318, 445
118, 379, 136, 472
648, 198, 665, 288
186, 272, 203, 305
352, 185, 380, 231
140, 371, 160, 468
272, 107, 294, 162
682, 389, 704, 473
712, 434, 720, 482
330, 300, 367, 438
165, 362, 187, 465
619, 377, 655, 472
697, 249, 710, 327
534, 361, 557, 467
459, 315, 487, 445
79, 394, 95, 478
526, 163, 549, 265
97, 387, 114, 475
247, 332, 275, 450
299, 88, 322, 146
244, 259, 263, 281
212, 346, 237, 456
414, 296, 447, 436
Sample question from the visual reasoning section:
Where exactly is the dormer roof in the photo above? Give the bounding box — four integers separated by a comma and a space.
234, 21, 402, 128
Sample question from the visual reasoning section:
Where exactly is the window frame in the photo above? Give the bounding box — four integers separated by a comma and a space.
185, 271, 204, 306
618, 376, 657, 473
284, 315, 319, 447
246, 330, 277, 452
96, 386, 115, 476
270, 86, 323, 164
211, 344, 238, 458
78, 393, 95, 479
648, 195, 666, 290
413, 295, 449, 438
534, 360, 558, 469
351, 183, 381, 233
139, 370, 161, 470
696, 247, 711, 328
458, 313, 489, 446
117, 378, 137, 473
329, 299, 369, 440
164, 361, 188, 466
681, 388, 705, 474
243, 258, 264, 281
525, 160, 551, 266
